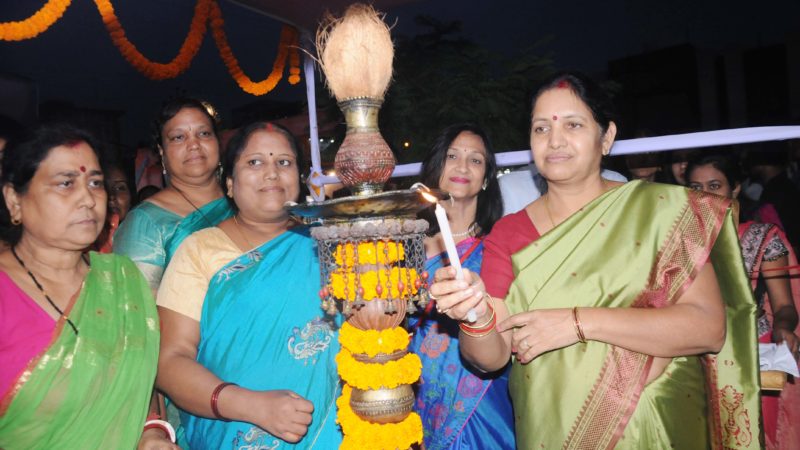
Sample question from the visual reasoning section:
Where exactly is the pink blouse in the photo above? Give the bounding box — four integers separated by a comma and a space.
0, 272, 56, 398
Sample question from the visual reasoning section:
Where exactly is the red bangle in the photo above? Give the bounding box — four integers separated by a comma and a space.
145, 412, 161, 422
459, 304, 497, 336
211, 382, 237, 421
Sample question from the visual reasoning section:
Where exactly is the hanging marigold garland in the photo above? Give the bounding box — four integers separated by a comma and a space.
0, 0, 72, 41
208, 1, 300, 95
2, 0, 300, 95
93, 0, 210, 80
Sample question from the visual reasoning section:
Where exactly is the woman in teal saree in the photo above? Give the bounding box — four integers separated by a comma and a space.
114, 97, 233, 291
430, 72, 761, 449
156, 122, 341, 449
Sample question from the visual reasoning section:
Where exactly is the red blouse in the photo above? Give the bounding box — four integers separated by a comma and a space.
482, 209, 541, 299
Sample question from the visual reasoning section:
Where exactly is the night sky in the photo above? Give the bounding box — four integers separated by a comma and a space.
1, 0, 799, 147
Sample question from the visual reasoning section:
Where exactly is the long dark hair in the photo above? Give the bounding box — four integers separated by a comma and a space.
1, 123, 102, 245
221, 121, 305, 212
419, 123, 502, 237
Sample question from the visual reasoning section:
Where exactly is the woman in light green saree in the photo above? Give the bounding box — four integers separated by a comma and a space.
431, 72, 761, 449
0, 124, 168, 449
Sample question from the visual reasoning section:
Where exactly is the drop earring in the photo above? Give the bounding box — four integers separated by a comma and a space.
481, 180, 488, 191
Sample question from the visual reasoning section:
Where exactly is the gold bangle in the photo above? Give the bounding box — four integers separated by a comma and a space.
463, 297, 495, 329
573, 307, 587, 344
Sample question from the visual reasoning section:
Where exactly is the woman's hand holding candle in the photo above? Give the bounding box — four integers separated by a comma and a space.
433, 202, 479, 322
429, 266, 491, 324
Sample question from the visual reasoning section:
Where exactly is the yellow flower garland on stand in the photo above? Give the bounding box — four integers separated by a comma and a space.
338, 322, 409, 357
0, 0, 72, 41
337, 385, 423, 450
336, 348, 421, 390
330, 267, 419, 301
93, 0, 210, 80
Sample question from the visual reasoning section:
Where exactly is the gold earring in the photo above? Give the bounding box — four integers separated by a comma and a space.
11, 217, 21, 226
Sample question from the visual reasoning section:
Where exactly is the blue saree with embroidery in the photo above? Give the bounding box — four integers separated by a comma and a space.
409, 237, 515, 450
179, 227, 342, 450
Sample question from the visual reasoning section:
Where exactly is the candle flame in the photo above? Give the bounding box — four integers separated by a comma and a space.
420, 191, 438, 203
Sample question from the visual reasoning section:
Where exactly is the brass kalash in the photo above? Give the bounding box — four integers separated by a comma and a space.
286, 4, 445, 449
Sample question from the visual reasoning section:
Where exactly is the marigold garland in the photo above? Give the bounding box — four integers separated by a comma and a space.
0, 0, 72, 41
336, 385, 423, 450
209, 1, 300, 95
330, 267, 419, 301
339, 322, 410, 357
6, 0, 300, 93
93, 0, 210, 80
336, 348, 421, 391
335, 241, 405, 267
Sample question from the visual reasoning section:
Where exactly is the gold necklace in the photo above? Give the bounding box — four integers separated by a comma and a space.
233, 215, 257, 250
543, 193, 557, 228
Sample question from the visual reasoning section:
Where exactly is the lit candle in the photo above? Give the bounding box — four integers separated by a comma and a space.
434, 202, 464, 279
433, 201, 478, 323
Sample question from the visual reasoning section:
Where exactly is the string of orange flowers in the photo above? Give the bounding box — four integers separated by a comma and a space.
93, 0, 211, 80
1, 0, 300, 95
208, 1, 301, 95
0, 0, 72, 41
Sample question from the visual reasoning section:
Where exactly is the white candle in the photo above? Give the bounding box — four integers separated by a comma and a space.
434, 202, 478, 322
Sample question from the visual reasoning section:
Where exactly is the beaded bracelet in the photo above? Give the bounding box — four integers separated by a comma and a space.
211, 382, 238, 421
572, 307, 587, 343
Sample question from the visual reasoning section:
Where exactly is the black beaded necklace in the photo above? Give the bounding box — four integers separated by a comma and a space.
11, 246, 79, 335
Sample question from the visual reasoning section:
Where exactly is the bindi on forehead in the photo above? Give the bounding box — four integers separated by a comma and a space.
79, 166, 86, 172
552, 115, 558, 121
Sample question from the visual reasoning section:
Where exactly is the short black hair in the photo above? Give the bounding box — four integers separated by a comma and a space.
221, 121, 305, 211
686, 153, 742, 189
531, 71, 617, 134
419, 123, 502, 236
1, 123, 102, 244
152, 97, 220, 149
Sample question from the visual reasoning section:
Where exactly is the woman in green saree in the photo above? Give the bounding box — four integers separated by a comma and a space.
430, 72, 761, 449
0, 123, 172, 449
114, 97, 233, 292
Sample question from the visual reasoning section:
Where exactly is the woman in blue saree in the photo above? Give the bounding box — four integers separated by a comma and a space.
410, 124, 514, 449
114, 97, 233, 292
156, 122, 341, 449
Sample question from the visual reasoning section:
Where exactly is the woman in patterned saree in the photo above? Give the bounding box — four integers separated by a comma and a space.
156, 122, 341, 449
409, 123, 513, 449
688, 153, 800, 449
430, 71, 761, 449
114, 97, 233, 292
0, 124, 170, 449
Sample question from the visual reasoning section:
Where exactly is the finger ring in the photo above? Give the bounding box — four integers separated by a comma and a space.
521, 339, 530, 349
428, 292, 438, 301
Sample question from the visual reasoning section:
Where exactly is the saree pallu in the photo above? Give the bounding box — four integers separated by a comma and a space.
180, 227, 342, 450
505, 181, 761, 449
0, 253, 159, 449
739, 221, 800, 450
114, 197, 233, 290
409, 238, 515, 450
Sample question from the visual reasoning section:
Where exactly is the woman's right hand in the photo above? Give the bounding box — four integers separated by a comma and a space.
429, 266, 491, 323
245, 390, 314, 443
